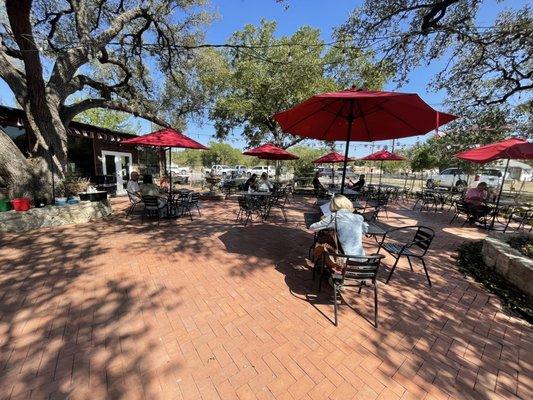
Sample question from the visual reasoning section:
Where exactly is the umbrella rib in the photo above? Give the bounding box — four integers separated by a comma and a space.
320, 101, 347, 141
354, 100, 372, 141
380, 106, 427, 135
281, 98, 339, 132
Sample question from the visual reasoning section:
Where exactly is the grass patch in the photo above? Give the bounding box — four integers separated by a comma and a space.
507, 236, 533, 258
457, 241, 533, 324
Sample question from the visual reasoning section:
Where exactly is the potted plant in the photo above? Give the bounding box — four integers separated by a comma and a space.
0, 188, 11, 212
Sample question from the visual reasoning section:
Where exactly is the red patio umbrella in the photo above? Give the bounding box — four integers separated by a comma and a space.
361, 150, 406, 186
242, 143, 299, 160
312, 151, 354, 186
122, 128, 207, 194
243, 143, 299, 180
274, 87, 458, 193
455, 137, 533, 228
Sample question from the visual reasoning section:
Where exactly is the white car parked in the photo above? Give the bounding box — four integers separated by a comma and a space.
246, 165, 275, 177
169, 165, 191, 175
233, 165, 248, 176
474, 168, 504, 188
426, 168, 468, 189
206, 165, 233, 176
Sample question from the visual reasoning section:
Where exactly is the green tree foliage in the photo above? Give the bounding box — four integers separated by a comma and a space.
73, 108, 140, 134
286, 145, 326, 178
171, 149, 203, 168
200, 142, 248, 168
339, 1, 532, 109
207, 20, 390, 149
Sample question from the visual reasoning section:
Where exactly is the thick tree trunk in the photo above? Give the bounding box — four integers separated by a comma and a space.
24, 101, 69, 179
0, 128, 51, 198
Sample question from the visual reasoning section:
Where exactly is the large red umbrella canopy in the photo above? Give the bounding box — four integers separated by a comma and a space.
242, 143, 299, 160
455, 137, 533, 229
312, 152, 353, 164
121, 128, 207, 149
361, 150, 406, 161
455, 138, 533, 163
274, 87, 457, 192
274, 88, 458, 142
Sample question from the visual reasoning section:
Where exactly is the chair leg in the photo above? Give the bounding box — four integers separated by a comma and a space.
421, 258, 432, 287
141, 208, 146, 223
126, 203, 135, 217
281, 207, 287, 222
385, 256, 400, 284
374, 280, 379, 328
333, 284, 338, 327
407, 256, 414, 271
196, 204, 201, 216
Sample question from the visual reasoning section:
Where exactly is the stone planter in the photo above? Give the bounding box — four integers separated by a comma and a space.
0, 200, 112, 233
481, 232, 533, 297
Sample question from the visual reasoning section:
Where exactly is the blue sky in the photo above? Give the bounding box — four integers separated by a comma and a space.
0, 0, 525, 157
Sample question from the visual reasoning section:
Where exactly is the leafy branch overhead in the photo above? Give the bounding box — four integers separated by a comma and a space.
339, 0, 532, 108
0, 0, 213, 189
207, 20, 391, 149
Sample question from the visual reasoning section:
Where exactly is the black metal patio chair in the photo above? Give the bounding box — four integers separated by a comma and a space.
318, 253, 385, 327
264, 189, 288, 222
141, 195, 165, 225
377, 225, 435, 286
449, 200, 482, 227
126, 190, 143, 217
189, 192, 201, 217
236, 196, 254, 226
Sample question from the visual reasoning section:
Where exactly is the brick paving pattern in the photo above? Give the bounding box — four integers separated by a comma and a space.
0, 196, 531, 399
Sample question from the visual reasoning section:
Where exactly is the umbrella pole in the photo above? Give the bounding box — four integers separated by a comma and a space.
490, 157, 510, 230
341, 102, 354, 195
379, 160, 383, 187
332, 164, 334, 186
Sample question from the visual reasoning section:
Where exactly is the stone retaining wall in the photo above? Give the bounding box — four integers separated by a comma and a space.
0, 201, 112, 233
482, 232, 533, 297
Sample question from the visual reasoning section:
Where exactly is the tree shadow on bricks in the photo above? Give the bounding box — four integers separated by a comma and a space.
0, 224, 184, 399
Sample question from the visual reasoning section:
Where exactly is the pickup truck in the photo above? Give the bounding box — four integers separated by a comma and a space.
169, 165, 190, 175
426, 168, 468, 190
206, 165, 233, 176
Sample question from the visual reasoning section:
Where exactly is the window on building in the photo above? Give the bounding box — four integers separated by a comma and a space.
2, 125, 29, 155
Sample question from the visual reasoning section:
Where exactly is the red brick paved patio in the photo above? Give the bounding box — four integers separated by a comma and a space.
1, 196, 531, 399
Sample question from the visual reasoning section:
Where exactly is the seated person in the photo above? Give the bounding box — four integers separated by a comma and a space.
256, 172, 273, 192
141, 175, 167, 207
465, 182, 491, 222
309, 195, 368, 273
243, 174, 258, 191
348, 174, 365, 191
126, 172, 142, 201
312, 171, 325, 191
159, 176, 170, 191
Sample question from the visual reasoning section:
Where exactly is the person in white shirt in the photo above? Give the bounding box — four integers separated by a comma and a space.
257, 172, 273, 192
126, 172, 142, 201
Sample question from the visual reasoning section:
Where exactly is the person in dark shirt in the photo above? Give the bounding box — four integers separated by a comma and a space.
243, 174, 258, 191
348, 174, 365, 191
312, 172, 325, 191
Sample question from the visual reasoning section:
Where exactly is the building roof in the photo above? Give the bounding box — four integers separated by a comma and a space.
0, 104, 138, 143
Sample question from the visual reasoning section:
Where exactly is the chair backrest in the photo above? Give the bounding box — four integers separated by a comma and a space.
342, 254, 385, 282
456, 200, 470, 214
127, 190, 141, 204
237, 196, 249, 209
142, 195, 159, 209
410, 226, 435, 253
190, 192, 200, 203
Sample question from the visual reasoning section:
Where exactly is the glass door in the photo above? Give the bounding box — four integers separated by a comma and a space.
101, 151, 132, 195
